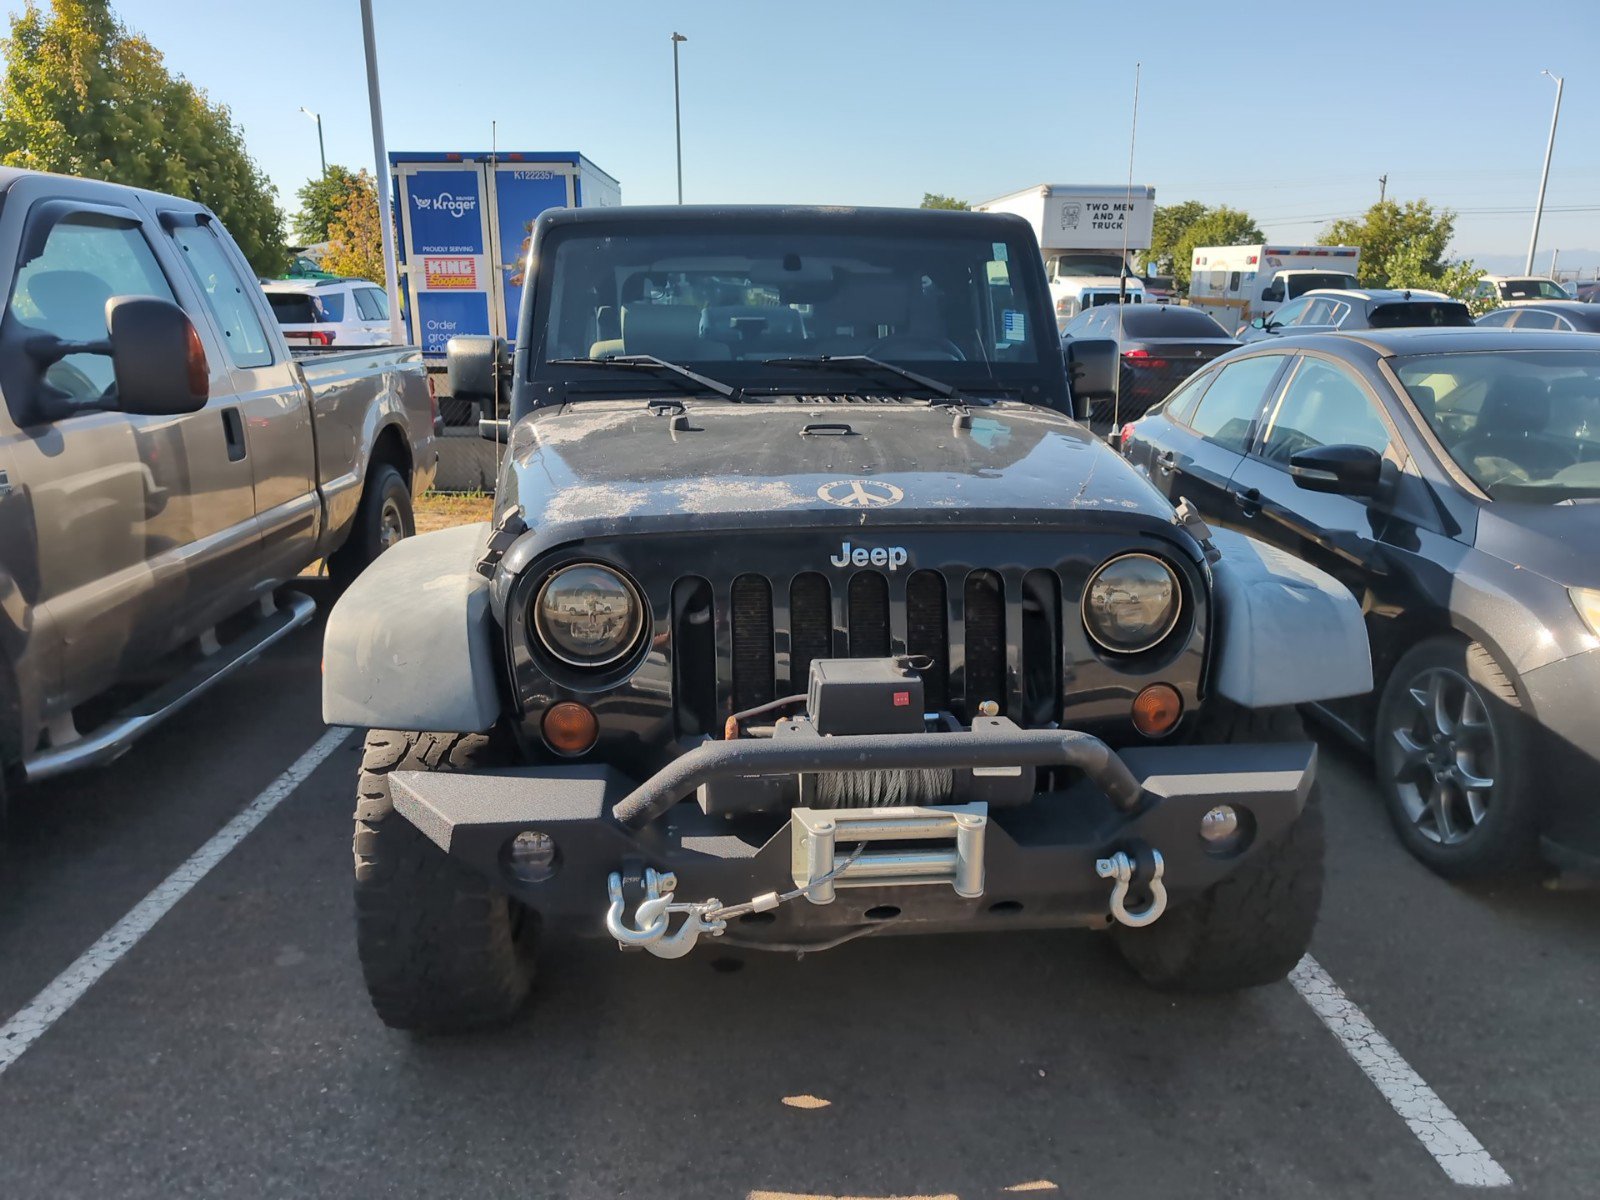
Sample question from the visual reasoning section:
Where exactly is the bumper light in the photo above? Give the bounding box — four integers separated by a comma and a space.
543, 701, 599, 755
1131, 683, 1182, 737
502, 830, 559, 884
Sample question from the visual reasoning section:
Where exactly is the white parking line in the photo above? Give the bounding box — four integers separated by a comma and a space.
1290, 955, 1511, 1188
0, 727, 350, 1078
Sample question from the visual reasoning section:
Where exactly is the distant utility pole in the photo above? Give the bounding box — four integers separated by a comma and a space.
1526, 69, 1564, 275
1378, 174, 1387, 204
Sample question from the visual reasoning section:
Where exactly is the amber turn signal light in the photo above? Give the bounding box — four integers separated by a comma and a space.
543, 701, 599, 755
1131, 683, 1182, 737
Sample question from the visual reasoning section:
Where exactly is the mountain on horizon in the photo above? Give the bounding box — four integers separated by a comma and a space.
1466, 249, 1600, 277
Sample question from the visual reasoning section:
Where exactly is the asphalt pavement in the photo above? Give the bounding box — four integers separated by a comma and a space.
1, 585, 1596, 1199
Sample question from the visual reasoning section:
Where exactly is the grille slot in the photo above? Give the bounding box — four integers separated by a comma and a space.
731, 574, 774, 711
1021, 569, 1061, 726
789, 573, 832, 690
905, 570, 948, 711
847, 573, 891, 657
671, 576, 717, 737
964, 570, 1006, 716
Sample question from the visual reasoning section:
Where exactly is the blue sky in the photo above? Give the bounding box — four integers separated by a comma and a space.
6, 0, 1599, 266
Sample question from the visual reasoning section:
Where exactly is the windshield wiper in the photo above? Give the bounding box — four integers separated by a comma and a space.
761, 355, 966, 403
549, 355, 743, 400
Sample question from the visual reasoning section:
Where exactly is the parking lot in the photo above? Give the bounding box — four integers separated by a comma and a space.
0, 584, 1592, 1200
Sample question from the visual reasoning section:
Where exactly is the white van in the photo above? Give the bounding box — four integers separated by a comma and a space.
262, 278, 393, 348
1188, 244, 1360, 333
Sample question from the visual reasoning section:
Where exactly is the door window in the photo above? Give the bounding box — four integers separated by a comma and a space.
1186, 355, 1285, 452
7, 214, 176, 405
1258, 358, 1392, 464
169, 222, 274, 367
355, 287, 389, 320
1299, 298, 1340, 326
1270, 298, 1311, 326
1161, 365, 1216, 425
1513, 310, 1559, 330
1476, 308, 1514, 327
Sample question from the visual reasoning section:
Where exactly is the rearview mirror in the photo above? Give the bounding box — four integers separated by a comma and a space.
1064, 337, 1118, 419
1290, 444, 1384, 496
109, 296, 209, 416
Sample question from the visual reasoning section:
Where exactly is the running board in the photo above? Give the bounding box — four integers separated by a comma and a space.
24, 590, 317, 782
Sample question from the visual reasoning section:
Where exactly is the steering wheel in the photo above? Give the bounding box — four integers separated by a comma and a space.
863, 335, 966, 362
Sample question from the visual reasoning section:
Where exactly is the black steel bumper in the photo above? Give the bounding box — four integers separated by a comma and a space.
388, 725, 1317, 946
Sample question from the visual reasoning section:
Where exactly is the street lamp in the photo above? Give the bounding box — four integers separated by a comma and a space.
671, 32, 687, 204
299, 106, 327, 178
1525, 69, 1564, 276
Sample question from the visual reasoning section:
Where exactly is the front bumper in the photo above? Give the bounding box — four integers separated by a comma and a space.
388, 724, 1316, 949
1520, 649, 1600, 869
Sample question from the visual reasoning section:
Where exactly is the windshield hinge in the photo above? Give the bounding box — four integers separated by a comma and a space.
475, 507, 528, 579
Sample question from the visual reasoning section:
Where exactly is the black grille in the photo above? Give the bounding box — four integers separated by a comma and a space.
847, 573, 890, 657
789, 573, 833, 691
906, 570, 948, 711
731, 575, 774, 711
964, 571, 1006, 715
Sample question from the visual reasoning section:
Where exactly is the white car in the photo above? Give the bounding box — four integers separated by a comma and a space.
1473, 275, 1573, 307
262, 278, 392, 347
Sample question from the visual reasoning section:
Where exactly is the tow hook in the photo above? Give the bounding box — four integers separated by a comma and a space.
1096, 846, 1167, 928
604, 868, 731, 960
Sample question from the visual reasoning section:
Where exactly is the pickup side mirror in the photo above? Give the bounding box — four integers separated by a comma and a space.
108, 296, 209, 416
1289, 443, 1384, 496
1262, 284, 1284, 303
1064, 337, 1118, 419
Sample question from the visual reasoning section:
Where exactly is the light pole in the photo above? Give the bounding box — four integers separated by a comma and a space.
671, 32, 687, 204
1525, 69, 1564, 275
358, 0, 403, 344
299, 106, 326, 178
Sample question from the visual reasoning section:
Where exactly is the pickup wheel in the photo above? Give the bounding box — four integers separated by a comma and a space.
1110, 703, 1323, 992
329, 463, 413, 589
353, 729, 537, 1033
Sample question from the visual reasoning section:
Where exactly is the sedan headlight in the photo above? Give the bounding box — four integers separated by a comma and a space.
1570, 587, 1600, 639
1083, 553, 1182, 653
532, 563, 645, 667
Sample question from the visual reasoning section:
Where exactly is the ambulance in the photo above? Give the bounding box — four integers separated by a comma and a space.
1188, 244, 1360, 333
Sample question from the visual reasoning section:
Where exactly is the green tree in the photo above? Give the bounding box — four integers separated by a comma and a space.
1320, 199, 1455, 288
920, 193, 969, 210
1143, 200, 1208, 275
0, 0, 287, 275
320, 173, 386, 286
1381, 241, 1490, 315
292, 165, 363, 245
1168, 206, 1265, 291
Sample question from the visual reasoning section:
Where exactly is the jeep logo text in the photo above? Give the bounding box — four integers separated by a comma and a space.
829, 542, 908, 571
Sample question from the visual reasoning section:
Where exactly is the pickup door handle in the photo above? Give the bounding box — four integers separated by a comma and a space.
1232, 486, 1261, 516
1155, 450, 1176, 475
220, 407, 247, 462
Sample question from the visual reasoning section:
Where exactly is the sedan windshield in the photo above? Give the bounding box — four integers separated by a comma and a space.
1393, 349, 1600, 499
531, 224, 1047, 399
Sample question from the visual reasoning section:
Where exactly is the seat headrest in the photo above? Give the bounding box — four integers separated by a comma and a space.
623, 304, 702, 348
24, 269, 114, 341
1478, 377, 1550, 437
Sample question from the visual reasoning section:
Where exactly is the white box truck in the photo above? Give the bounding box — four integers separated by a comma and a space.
974, 184, 1156, 329
1188, 244, 1360, 334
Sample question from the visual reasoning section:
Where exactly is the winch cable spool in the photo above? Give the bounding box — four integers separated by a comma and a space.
811, 766, 956, 809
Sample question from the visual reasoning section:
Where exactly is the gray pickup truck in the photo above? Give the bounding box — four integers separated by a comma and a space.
0, 168, 437, 807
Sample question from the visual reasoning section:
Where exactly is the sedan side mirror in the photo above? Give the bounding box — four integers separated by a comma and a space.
1290, 443, 1384, 496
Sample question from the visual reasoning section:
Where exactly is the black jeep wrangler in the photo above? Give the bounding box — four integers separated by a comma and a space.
323, 206, 1370, 1032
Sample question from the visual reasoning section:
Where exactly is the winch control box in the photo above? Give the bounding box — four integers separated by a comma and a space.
807, 658, 925, 735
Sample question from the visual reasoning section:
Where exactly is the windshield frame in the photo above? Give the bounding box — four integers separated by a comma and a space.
1388, 347, 1600, 503
515, 212, 1067, 417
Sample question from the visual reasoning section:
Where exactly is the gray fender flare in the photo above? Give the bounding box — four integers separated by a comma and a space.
322, 522, 500, 732
1207, 527, 1372, 709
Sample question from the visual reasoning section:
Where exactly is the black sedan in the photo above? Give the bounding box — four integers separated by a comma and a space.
1239, 288, 1475, 343
1059, 303, 1238, 432
1120, 327, 1600, 878
1477, 300, 1600, 332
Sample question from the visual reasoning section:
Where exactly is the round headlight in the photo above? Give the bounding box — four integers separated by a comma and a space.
1083, 553, 1181, 653
532, 563, 645, 668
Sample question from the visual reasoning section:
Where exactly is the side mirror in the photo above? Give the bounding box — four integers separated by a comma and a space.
447, 334, 509, 441
1262, 284, 1284, 303
1290, 444, 1384, 496
1250, 317, 1267, 330
109, 297, 209, 416
1064, 337, 1118, 419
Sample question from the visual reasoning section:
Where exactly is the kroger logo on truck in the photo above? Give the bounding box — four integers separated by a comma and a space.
412, 191, 477, 219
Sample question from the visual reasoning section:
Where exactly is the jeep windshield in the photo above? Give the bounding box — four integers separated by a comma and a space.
527, 217, 1052, 404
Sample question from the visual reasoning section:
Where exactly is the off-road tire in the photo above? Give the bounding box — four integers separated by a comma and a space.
1373, 636, 1535, 879
1111, 702, 1323, 992
353, 729, 536, 1032
328, 463, 413, 590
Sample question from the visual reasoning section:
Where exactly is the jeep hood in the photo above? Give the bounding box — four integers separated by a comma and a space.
494, 398, 1178, 549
